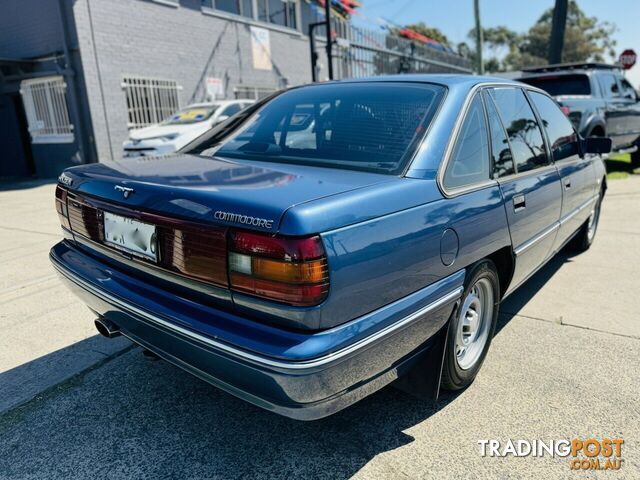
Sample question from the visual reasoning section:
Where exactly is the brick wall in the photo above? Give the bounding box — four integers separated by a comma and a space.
72, 0, 314, 161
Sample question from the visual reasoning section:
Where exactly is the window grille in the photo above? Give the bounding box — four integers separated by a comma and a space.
257, 0, 297, 29
122, 76, 182, 129
234, 85, 276, 100
20, 76, 74, 143
202, 0, 253, 18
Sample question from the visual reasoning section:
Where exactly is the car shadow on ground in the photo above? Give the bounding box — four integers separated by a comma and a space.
0, 178, 56, 192
0, 338, 463, 478
0, 248, 583, 478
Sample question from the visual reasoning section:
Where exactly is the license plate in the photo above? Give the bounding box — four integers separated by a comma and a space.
104, 212, 157, 261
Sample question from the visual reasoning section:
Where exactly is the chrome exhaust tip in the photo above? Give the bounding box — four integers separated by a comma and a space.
94, 318, 121, 339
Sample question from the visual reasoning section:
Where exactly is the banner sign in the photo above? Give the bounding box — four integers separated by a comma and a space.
250, 26, 272, 71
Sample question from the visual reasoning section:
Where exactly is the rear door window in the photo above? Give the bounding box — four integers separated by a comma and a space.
488, 87, 549, 174
619, 78, 637, 100
598, 74, 622, 98
520, 74, 591, 96
442, 94, 490, 190
528, 91, 580, 162
483, 90, 515, 177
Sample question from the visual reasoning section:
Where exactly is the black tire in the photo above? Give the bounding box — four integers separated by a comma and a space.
441, 260, 500, 391
571, 187, 603, 252
631, 147, 640, 170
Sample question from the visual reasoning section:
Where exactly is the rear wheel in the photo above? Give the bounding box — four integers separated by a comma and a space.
441, 260, 500, 391
631, 146, 640, 170
572, 188, 603, 252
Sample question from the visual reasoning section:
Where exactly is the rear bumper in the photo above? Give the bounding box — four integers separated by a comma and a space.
50, 240, 463, 420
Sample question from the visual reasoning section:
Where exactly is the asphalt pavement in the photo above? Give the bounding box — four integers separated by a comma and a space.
0, 176, 638, 479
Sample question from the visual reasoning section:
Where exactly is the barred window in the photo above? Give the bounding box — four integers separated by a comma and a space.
257, 0, 297, 29
122, 76, 182, 129
202, 0, 253, 18
20, 76, 74, 143
234, 85, 276, 100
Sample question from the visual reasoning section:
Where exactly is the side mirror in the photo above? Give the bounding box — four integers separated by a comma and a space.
215, 115, 230, 124
583, 136, 612, 155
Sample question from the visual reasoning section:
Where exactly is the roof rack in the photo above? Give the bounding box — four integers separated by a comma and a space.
521, 62, 621, 73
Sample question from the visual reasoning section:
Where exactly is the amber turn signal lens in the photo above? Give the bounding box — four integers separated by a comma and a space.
228, 230, 330, 306
252, 257, 326, 284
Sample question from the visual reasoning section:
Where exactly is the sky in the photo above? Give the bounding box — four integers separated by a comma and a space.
352, 0, 640, 87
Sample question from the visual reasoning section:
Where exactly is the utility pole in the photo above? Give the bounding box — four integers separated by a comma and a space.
309, 1, 334, 82
549, 0, 568, 64
309, 22, 324, 82
474, 0, 484, 75
325, 0, 334, 80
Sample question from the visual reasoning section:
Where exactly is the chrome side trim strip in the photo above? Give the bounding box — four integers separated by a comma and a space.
514, 223, 560, 257
514, 193, 599, 257
51, 254, 462, 371
559, 194, 598, 227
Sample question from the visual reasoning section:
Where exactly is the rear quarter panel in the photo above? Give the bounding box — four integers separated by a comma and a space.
593, 156, 607, 188
314, 183, 511, 329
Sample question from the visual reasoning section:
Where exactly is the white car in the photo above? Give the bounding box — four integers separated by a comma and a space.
123, 100, 254, 158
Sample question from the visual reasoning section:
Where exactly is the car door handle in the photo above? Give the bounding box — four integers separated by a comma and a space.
513, 194, 526, 212
564, 180, 571, 190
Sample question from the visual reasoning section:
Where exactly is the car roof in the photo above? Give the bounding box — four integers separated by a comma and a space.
330, 74, 523, 89
518, 70, 596, 79
521, 62, 620, 73
518, 63, 623, 79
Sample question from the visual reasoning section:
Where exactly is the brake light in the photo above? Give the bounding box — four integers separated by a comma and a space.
228, 230, 329, 306
560, 105, 570, 116
55, 186, 70, 230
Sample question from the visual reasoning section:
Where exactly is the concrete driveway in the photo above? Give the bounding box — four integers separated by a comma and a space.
0, 177, 638, 479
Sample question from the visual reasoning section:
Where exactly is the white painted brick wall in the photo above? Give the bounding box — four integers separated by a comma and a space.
72, 0, 313, 161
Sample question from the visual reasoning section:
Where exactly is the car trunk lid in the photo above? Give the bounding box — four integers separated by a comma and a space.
59, 153, 393, 291
62, 154, 393, 233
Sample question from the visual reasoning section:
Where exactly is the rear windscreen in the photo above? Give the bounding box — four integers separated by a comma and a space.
520, 74, 591, 96
207, 82, 446, 175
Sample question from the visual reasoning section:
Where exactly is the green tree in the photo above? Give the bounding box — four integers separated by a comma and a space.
514, 0, 617, 68
466, 26, 521, 72
464, 1, 616, 71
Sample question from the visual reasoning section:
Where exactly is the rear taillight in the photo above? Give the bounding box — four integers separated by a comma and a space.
228, 230, 329, 306
560, 105, 570, 116
55, 186, 70, 230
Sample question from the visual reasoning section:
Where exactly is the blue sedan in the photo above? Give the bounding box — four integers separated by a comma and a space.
51, 75, 611, 420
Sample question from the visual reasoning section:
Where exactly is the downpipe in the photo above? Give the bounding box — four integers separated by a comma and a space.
94, 317, 121, 339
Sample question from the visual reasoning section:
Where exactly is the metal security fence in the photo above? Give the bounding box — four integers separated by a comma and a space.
332, 21, 473, 79
20, 76, 74, 143
234, 85, 277, 100
122, 76, 182, 129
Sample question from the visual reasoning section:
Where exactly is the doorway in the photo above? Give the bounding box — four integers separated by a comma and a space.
0, 93, 35, 178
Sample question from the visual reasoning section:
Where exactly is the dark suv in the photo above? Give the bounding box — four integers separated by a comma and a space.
519, 63, 640, 164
